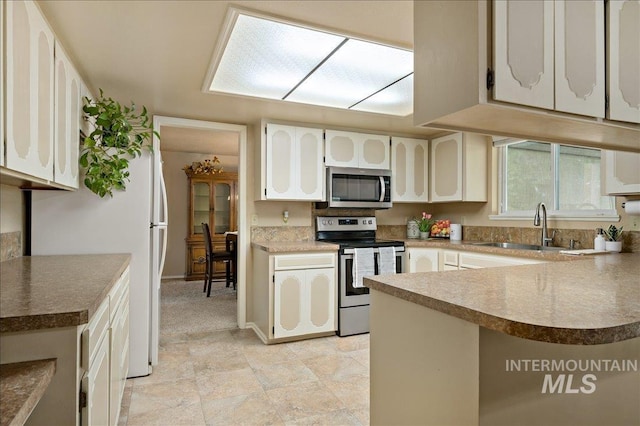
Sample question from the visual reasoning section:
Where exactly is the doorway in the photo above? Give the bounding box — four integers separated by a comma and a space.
151, 116, 247, 360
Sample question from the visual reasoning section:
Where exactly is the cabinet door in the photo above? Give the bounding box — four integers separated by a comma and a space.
325, 130, 360, 167
274, 270, 306, 338
391, 137, 429, 202
191, 180, 211, 236
305, 268, 336, 334
326, 130, 390, 169
296, 127, 324, 199
431, 133, 462, 202
110, 292, 129, 426
407, 248, 439, 273
265, 124, 323, 200
493, 0, 554, 110
607, 0, 640, 124
603, 150, 640, 195
359, 133, 390, 169
5, 0, 55, 180
555, 0, 605, 118
54, 41, 81, 188
266, 124, 297, 198
82, 332, 110, 426
1, 1, 4, 167
274, 268, 336, 338
213, 182, 232, 234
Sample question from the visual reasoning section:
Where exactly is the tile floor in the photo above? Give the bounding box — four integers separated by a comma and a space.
118, 329, 370, 425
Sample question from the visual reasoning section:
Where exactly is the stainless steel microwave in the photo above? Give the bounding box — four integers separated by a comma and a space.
326, 167, 392, 209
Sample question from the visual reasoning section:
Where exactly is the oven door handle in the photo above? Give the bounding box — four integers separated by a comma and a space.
379, 176, 386, 202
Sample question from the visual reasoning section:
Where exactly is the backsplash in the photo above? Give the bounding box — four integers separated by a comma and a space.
1, 231, 22, 261
377, 225, 640, 253
251, 226, 314, 242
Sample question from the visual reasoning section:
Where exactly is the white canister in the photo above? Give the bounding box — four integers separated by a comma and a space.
406, 220, 420, 239
450, 224, 462, 241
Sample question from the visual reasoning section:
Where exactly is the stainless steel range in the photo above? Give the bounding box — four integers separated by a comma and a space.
316, 216, 405, 336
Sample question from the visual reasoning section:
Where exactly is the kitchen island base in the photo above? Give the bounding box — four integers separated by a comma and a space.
370, 290, 640, 426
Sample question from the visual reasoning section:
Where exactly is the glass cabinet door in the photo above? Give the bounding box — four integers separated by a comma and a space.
213, 183, 231, 234
193, 181, 210, 235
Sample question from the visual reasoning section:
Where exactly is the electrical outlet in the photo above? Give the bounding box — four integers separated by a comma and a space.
631, 217, 639, 231
251, 214, 258, 225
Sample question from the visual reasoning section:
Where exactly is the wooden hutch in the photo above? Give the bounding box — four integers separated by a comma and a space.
185, 169, 238, 281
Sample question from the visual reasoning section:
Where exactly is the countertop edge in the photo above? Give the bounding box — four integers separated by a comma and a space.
0, 358, 57, 426
365, 263, 640, 346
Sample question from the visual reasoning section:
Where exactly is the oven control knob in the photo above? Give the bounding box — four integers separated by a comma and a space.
328, 220, 333, 225
368, 219, 373, 224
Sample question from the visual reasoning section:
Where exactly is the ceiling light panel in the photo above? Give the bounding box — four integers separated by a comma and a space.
285, 39, 413, 110
353, 74, 414, 116
209, 14, 345, 99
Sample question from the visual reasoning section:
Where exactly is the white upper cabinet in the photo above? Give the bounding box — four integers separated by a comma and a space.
1, 1, 4, 168
391, 137, 429, 203
493, 0, 555, 110
602, 150, 640, 195
413, 1, 638, 152
430, 132, 487, 203
555, 0, 605, 118
5, 0, 55, 181
263, 123, 324, 200
494, 0, 605, 117
325, 130, 390, 170
607, 0, 640, 124
54, 41, 81, 188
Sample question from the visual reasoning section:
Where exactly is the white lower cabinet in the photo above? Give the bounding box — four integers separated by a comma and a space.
0, 266, 130, 426
251, 250, 337, 342
274, 267, 336, 338
81, 328, 110, 426
407, 248, 439, 273
439, 250, 544, 271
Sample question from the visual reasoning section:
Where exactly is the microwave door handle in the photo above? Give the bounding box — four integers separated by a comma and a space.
379, 176, 386, 202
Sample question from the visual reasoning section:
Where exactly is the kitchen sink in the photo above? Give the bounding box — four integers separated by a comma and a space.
471, 242, 565, 251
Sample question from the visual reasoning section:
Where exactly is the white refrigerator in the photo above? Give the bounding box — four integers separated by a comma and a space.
31, 147, 168, 378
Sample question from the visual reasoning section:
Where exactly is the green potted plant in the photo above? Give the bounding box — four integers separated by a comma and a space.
417, 212, 435, 240
604, 225, 623, 252
80, 89, 157, 197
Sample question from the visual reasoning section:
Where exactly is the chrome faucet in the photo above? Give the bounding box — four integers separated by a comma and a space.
533, 202, 554, 246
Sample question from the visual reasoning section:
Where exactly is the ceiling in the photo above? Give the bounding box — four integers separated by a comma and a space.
36, 1, 441, 153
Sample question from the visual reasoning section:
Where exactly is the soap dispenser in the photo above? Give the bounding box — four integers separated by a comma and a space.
594, 228, 606, 251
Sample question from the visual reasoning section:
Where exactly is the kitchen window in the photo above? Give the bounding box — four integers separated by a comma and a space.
495, 140, 617, 220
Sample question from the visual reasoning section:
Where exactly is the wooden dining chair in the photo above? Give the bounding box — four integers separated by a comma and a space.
225, 233, 238, 290
201, 223, 234, 297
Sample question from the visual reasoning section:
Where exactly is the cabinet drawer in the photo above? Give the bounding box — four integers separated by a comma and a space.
82, 297, 109, 370
274, 253, 336, 271
109, 267, 130, 323
459, 253, 526, 269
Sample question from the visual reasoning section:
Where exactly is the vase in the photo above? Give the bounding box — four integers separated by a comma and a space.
420, 231, 430, 240
605, 241, 622, 252
407, 220, 419, 239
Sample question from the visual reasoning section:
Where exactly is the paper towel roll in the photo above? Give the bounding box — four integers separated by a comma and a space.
450, 224, 462, 241
624, 201, 640, 215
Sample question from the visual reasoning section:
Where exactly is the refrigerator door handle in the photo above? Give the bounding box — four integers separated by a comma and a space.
158, 225, 167, 277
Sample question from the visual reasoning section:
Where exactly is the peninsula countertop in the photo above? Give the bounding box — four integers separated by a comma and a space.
0, 254, 131, 333
251, 241, 339, 253
365, 253, 640, 345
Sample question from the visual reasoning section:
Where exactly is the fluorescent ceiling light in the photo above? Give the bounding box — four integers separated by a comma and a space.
205, 10, 413, 116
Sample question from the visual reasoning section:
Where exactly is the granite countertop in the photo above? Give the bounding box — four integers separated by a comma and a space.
252, 241, 340, 253
365, 253, 640, 345
0, 359, 56, 426
0, 254, 131, 333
